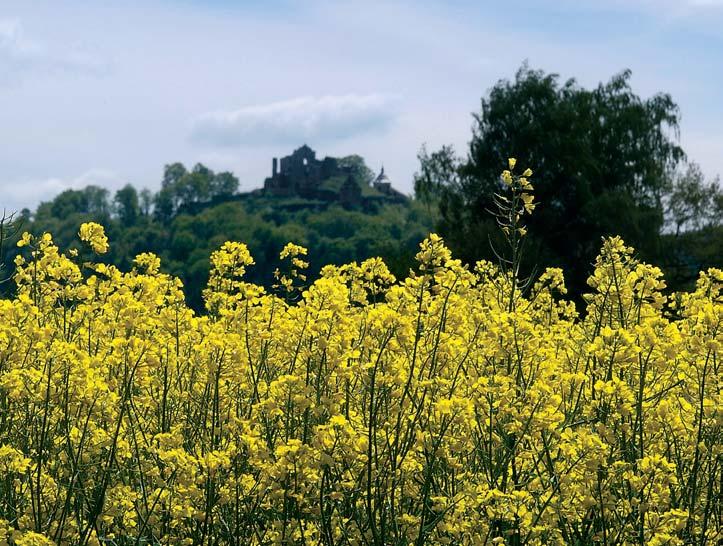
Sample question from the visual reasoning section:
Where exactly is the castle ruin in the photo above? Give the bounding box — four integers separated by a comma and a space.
263, 145, 406, 207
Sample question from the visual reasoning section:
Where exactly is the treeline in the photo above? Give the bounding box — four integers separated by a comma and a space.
3, 162, 432, 310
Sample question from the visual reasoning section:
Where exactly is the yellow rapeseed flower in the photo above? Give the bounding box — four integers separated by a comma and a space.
78, 222, 109, 254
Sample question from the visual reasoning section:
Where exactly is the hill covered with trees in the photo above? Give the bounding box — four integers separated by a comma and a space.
2, 156, 433, 311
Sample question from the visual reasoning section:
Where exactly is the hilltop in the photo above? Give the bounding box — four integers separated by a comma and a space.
3, 148, 431, 311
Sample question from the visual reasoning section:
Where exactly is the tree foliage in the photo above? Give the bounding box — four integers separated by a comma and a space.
413, 144, 460, 213
154, 162, 239, 222
419, 65, 691, 297
338, 155, 376, 185
113, 184, 140, 226
665, 162, 722, 236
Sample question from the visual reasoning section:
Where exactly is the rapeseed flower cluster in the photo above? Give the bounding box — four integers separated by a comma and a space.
0, 167, 720, 545
77, 222, 109, 255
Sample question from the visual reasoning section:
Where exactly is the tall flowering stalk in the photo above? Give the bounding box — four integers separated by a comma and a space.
489, 158, 536, 312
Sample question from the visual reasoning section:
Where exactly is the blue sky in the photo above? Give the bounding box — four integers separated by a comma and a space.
1, 0, 722, 211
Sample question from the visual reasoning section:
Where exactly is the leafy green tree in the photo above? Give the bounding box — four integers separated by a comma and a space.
413, 144, 460, 214
0, 211, 22, 284
153, 189, 175, 223
139, 188, 153, 216
665, 162, 722, 236
185, 163, 215, 204
49, 190, 86, 218
83, 186, 112, 216
50, 187, 103, 218
659, 162, 723, 288
419, 65, 685, 297
177, 171, 209, 206
339, 155, 375, 185
114, 184, 140, 226
155, 163, 188, 221
210, 171, 239, 198
154, 163, 237, 219
162, 163, 187, 189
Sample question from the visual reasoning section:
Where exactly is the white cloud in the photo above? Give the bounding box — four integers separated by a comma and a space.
4, 169, 126, 212
0, 18, 107, 81
190, 94, 400, 147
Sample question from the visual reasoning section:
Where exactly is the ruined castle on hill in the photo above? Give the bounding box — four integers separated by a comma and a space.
263, 145, 406, 207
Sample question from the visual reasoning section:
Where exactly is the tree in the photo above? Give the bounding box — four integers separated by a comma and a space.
154, 163, 188, 222
114, 184, 140, 226
659, 162, 723, 288
210, 171, 239, 198
50, 189, 87, 218
153, 163, 237, 222
419, 65, 685, 297
665, 162, 722, 236
339, 155, 375, 185
177, 170, 210, 206
0, 211, 22, 285
413, 144, 460, 213
139, 188, 153, 217
49, 186, 110, 219
187, 163, 214, 203
162, 163, 187, 190
153, 188, 176, 224
83, 186, 111, 216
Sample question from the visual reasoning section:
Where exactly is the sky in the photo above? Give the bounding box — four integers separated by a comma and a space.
1, 0, 722, 212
